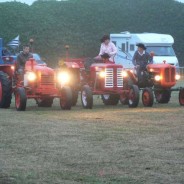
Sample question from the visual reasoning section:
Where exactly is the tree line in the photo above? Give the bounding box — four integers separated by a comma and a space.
0, 0, 183, 66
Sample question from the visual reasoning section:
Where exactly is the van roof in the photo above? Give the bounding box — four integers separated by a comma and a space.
110, 32, 174, 45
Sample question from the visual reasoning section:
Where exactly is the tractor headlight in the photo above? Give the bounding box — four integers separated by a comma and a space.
99, 71, 106, 78
57, 72, 70, 83
27, 72, 36, 81
149, 68, 154, 72
175, 74, 181, 80
154, 75, 161, 81
122, 71, 128, 77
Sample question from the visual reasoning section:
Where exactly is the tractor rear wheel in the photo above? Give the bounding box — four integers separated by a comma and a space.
0, 71, 12, 108
60, 86, 72, 110
72, 90, 78, 106
142, 87, 154, 107
36, 98, 53, 107
81, 85, 93, 109
101, 94, 119, 105
179, 88, 184, 106
154, 89, 171, 103
128, 85, 140, 108
15, 87, 27, 111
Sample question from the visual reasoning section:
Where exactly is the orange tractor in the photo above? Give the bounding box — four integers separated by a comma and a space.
129, 61, 184, 107
0, 58, 78, 111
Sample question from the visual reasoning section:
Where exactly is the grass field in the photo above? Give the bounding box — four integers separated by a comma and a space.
0, 88, 184, 183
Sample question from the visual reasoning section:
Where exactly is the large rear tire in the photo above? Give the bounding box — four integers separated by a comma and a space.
128, 85, 140, 108
101, 94, 119, 105
0, 71, 12, 108
142, 87, 154, 107
154, 89, 171, 103
179, 88, 184, 106
60, 86, 72, 110
81, 85, 93, 109
36, 98, 53, 107
15, 87, 27, 111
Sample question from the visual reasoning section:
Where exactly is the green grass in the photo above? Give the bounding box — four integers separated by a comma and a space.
0, 90, 184, 184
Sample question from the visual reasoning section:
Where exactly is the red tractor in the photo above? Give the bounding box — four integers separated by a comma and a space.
130, 61, 184, 107
0, 58, 75, 111
69, 55, 140, 109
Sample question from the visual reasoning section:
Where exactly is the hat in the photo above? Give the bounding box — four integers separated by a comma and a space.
100, 35, 110, 43
136, 43, 146, 50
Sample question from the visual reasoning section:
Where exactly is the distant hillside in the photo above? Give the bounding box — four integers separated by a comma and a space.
0, 0, 183, 66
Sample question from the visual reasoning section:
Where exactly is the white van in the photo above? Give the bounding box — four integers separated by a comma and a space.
110, 32, 179, 69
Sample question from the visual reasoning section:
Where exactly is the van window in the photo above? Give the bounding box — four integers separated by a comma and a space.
122, 43, 126, 52
146, 46, 175, 56
130, 44, 135, 51
112, 41, 116, 46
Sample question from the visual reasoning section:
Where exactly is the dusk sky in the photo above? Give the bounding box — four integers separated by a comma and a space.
0, 0, 183, 5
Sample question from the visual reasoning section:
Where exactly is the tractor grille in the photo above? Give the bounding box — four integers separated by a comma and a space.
164, 68, 175, 83
41, 75, 54, 85
104, 68, 123, 88
117, 68, 123, 87
105, 68, 113, 88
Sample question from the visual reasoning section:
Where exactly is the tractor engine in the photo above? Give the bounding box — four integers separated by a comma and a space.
90, 63, 125, 91
147, 63, 180, 88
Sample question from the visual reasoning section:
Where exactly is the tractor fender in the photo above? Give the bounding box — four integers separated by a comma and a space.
127, 70, 138, 84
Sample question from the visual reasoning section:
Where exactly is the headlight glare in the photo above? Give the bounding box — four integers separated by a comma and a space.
27, 72, 36, 81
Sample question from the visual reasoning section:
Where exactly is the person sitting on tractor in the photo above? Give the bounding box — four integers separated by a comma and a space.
16, 45, 33, 74
132, 43, 153, 82
95, 35, 117, 62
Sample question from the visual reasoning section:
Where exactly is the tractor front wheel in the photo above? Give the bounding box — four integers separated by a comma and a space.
179, 88, 184, 106
101, 94, 119, 105
128, 85, 140, 108
0, 71, 12, 108
60, 86, 72, 110
81, 85, 93, 109
15, 87, 27, 111
142, 87, 154, 107
154, 89, 171, 103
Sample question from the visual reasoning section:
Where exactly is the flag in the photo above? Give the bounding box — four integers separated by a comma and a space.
7, 35, 20, 48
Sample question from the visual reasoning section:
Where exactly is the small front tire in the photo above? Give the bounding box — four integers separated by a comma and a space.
142, 88, 154, 107
60, 86, 72, 110
15, 87, 27, 111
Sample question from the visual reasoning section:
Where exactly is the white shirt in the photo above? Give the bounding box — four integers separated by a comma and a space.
99, 42, 117, 61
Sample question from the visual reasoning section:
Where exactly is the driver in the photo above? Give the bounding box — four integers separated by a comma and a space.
132, 43, 153, 80
132, 43, 153, 70
16, 45, 33, 73
95, 35, 117, 62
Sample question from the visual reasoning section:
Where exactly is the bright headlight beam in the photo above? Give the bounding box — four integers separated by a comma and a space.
27, 72, 36, 81
175, 74, 181, 80
154, 75, 161, 81
57, 72, 70, 83
99, 71, 106, 78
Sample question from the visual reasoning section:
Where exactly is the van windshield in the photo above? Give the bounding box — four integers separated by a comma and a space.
146, 46, 175, 56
